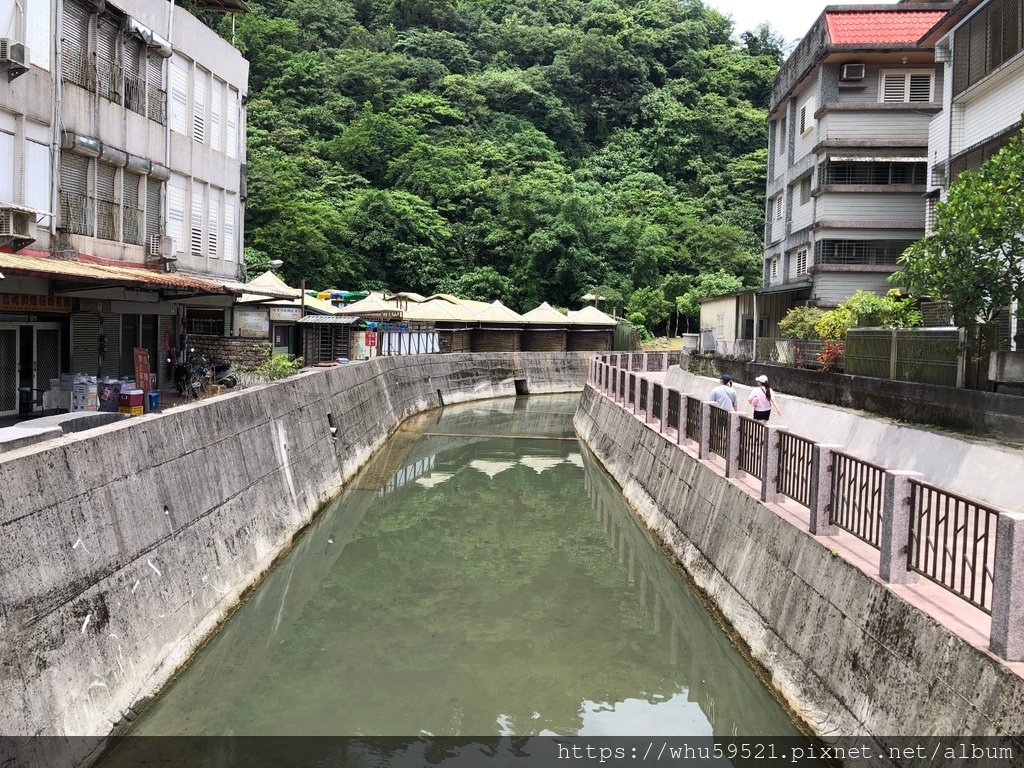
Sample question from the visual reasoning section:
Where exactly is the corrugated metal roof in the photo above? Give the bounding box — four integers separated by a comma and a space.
566, 306, 617, 327
826, 10, 948, 45
297, 315, 360, 325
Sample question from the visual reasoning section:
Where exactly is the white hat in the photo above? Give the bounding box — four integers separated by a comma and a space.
755, 375, 768, 384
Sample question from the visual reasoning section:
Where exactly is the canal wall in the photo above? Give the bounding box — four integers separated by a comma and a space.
0, 352, 586, 766
574, 386, 1024, 741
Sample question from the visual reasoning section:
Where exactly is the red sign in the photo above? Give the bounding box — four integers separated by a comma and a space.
0, 293, 73, 314
134, 348, 152, 393
364, 331, 378, 347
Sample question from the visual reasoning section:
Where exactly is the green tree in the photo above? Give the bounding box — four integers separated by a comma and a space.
626, 286, 672, 334
674, 270, 746, 332
777, 306, 825, 340
898, 129, 1024, 335
815, 289, 922, 340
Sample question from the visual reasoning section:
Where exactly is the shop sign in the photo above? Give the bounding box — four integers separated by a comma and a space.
269, 307, 302, 322
0, 293, 73, 314
234, 309, 270, 337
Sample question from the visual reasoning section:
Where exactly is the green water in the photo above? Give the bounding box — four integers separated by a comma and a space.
123, 395, 801, 739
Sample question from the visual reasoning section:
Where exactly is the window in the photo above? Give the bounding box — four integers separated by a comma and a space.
778, 116, 787, 155
167, 182, 185, 254
774, 194, 784, 220
208, 187, 220, 257
817, 240, 915, 266
190, 183, 204, 257
925, 197, 938, 233
169, 58, 189, 135
193, 70, 207, 145
185, 309, 225, 336
224, 196, 237, 262
799, 177, 811, 205
819, 160, 927, 186
954, 0, 1024, 95
210, 79, 223, 152
796, 249, 808, 275
226, 89, 239, 160
771, 256, 779, 279
880, 70, 934, 103
799, 96, 814, 134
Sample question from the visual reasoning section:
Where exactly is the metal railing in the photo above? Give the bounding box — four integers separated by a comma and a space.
667, 389, 680, 433
587, 357, 1019, 648
709, 405, 729, 459
909, 479, 1000, 614
62, 41, 93, 89
122, 207, 144, 245
778, 432, 815, 507
60, 192, 94, 236
738, 417, 765, 477
125, 72, 146, 115
830, 450, 886, 549
96, 199, 120, 241
148, 84, 167, 125
685, 396, 701, 443
95, 54, 122, 103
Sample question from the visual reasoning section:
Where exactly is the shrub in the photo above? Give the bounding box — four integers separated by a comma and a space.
240, 354, 304, 385
778, 306, 825, 340
815, 289, 921, 340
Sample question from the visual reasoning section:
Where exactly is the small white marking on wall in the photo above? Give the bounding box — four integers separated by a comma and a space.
147, 560, 162, 577
131, 580, 140, 593
72, 538, 89, 553
88, 680, 107, 689
81, 613, 92, 634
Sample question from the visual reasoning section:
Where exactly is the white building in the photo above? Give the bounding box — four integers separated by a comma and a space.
0, 0, 286, 416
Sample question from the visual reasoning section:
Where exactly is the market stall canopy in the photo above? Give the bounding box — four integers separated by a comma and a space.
403, 298, 477, 323
521, 302, 570, 326
334, 294, 403, 320
238, 271, 340, 315
473, 300, 524, 325
425, 293, 493, 314
0, 252, 294, 298
386, 291, 428, 303
567, 306, 617, 326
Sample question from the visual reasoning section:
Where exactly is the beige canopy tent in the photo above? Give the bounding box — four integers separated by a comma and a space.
521, 302, 570, 351
471, 301, 524, 352
566, 306, 616, 351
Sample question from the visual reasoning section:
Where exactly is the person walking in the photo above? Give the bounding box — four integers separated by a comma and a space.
708, 373, 738, 411
748, 374, 781, 422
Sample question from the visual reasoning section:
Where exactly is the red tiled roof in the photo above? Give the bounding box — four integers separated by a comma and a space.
826, 10, 949, 46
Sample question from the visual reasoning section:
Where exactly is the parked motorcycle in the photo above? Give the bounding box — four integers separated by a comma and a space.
173, 350, 237, 398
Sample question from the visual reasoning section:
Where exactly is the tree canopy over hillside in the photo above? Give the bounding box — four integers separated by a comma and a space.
231, 0, 782, 319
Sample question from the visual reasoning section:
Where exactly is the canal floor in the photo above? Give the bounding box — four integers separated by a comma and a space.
114, 395, 802, 741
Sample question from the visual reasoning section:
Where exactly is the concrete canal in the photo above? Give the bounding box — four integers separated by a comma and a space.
106, 395, 801, 745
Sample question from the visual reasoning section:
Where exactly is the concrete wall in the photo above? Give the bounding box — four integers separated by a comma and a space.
664, 366, 1023, 513
574, 387, 1024, 741
0, 352, 587, 767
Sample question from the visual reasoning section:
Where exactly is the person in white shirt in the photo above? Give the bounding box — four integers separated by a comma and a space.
748, 374, 781, 422
708, 374, 738, 411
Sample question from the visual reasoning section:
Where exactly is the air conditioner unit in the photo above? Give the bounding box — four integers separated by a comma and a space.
148, 233, 175, 259
840, 63, 865, 81
0, 38, 29, 81
0, 208, 38, 248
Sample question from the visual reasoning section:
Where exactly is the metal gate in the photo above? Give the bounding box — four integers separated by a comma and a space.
34, 325, 62, 398
0, 327, 19, 416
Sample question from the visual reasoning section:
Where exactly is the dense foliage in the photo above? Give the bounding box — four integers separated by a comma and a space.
229, 0, 782, 319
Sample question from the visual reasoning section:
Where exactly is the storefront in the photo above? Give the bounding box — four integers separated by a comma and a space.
0, 287, 72, 416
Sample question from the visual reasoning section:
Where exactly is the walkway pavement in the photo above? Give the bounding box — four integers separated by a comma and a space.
592, 368, 1024, 676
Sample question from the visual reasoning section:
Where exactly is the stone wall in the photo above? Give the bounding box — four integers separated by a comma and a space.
0, 353, 587, 767
187, 335, 272, 370
574, 387, 1024, 743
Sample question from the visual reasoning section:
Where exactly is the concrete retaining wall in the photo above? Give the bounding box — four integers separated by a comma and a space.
665, 367, 1023, 513
0, 353, 586, 766
574, 387, 1024, 741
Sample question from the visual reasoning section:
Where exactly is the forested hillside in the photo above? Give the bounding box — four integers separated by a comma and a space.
229, 0, 782, 322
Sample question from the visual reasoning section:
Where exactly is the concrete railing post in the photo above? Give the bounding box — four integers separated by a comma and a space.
991, 512, 1024, 661
675, 390, 686, 445
645, 383, 654, 424
809, 444, 842, 536
725, 411, 742, 478
879, 470, 923, 584
642, 352, 649, 372
619, 371, 626, 406
698, 401, 713, 460
630, 374, 637, 415
663, 352, 669, 371
760, 425, 788, 503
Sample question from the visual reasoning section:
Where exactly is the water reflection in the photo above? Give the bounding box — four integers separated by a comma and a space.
119, 395, 799, 740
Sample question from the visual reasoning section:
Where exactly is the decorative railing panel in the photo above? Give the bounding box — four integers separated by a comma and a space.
738, 417, 766, 478
778, 432, 815, 507
830, 451, 885, 549
685, 396, 701, 443
709, 406, 729, 459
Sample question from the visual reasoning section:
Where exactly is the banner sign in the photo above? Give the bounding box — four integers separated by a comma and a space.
269, 307, 302, 322
0, 293, 73, 314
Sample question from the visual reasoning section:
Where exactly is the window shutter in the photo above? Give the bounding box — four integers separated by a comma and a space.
146, 178, 162, 244
226, 89, 239, 159
908, 73, 932, 102
775, 195, 784, 220
224, 198, 236, 262
166, 183, 185, 254
881, 72, 906, 102
96, 163, 116, 202
193, 73, 206, 144
169, 59, 188, 135
208, 187, 220, 258
190, 184, 204, 257
210, 79, 223, 151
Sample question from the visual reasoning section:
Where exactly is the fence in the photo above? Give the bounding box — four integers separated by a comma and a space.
587, 354, 1020, 659
756, 338, 837, 370
845, 328, 963, 388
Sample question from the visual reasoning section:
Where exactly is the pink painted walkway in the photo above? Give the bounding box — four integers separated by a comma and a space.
589, 367, 1024, 677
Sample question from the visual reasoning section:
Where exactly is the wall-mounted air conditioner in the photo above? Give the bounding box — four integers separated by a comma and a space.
0, 208, 38, 248
0, 38, 29, 81
840, 63, 865, 82
148, 233, 175, 259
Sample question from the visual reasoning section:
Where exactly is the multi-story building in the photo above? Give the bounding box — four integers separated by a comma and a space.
919, 0, 1024, 349
0, 0, 285, 416
759, 1, 951, 336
